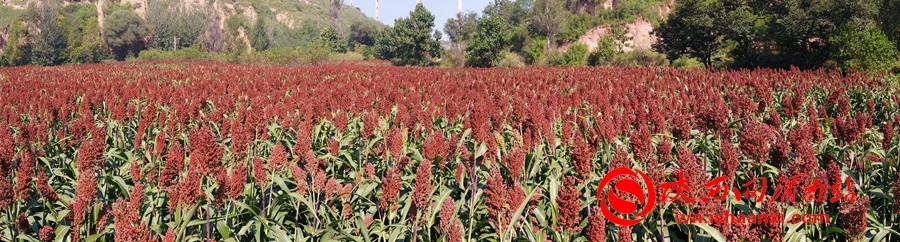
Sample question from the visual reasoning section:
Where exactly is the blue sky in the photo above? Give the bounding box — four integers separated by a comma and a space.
347, 0, 492, 33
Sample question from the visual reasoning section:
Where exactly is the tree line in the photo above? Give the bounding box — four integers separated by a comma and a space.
2, 0, 897, 73
2, 1, 178, 66
0, 0, 384, 66
655, 0, 900, 72
375, 0, 673, 68
378, 0, 899, 73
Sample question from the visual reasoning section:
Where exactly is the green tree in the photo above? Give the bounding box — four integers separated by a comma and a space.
716, 1, 764, 68
482, 0, 530, 54
30, 3, 67, 66
558, 42, 588, 66
60, 4, 112, 63
373, 4, 441, 66
145, 0, 204, 50
444, 12, 478, 67
104, 10, 147, 60
532, 0, 567, 51
483, 0, 530, 25
653, 0, 719, 67
251, 16, 270, 51
319, 27, 347, 53
523, 36, 547, 64
881, 0, 900, 49
754, 0, 881, 68
348, 20, 382, 48
830, 21, 900, 73
0, 21, 30, 66
444, 12, 479, 44
588, 35, 616, 66
466, 17, 508, 67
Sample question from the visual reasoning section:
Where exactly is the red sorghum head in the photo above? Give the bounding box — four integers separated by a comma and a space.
380, 166, 401, 213
252, 157, 269, 187
159, 142, 184, 188
439, 197, 462, 242
289, 163, 308, 197
268, 143, 288, 172
227, 162, 247, 200
39, 225, 54, 242
505, 147, 525, 182
36, 168, 58, 203
739, 121, 773, 163
839, 195, 870, 239
572, 134, 595, 180
585, 206, 606, 242
72, 170, 98, 227
485, 166, 509, 233
556, 176, 583, 233
412, 159, 433, 211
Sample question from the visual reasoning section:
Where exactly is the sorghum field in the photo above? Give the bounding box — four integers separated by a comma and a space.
0, 62, 898, 242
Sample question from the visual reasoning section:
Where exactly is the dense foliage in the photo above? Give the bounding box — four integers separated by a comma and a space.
465, 17, 508, 67
558, 43, 589, 66
374, 4, 442, 66
103, 10, 148, 60
0, 62, 898, 241
655, 0, 900, 72
30, 4, 68, 66
145, 0, 205, 51
0, 0, 383, 66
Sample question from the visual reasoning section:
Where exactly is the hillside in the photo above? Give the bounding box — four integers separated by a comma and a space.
0, 0, 382, 54
0, 0, 378, 28
559, 0, 675, 53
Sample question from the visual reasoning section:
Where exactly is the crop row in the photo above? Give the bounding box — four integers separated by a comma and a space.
0, 62, 896, 241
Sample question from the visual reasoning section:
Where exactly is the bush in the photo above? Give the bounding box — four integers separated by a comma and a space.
611, 50, 669, 66
440, 47, 466, 67
496, 51, 526, 67
137, 44, 338, 66
523, 36, 548, 65
557, 43, 588, 66
588, 36, 617, 66
830, 22, 900, 73
297, 44, 333, 65
670, 55, 705, 69
138, 47, 221, 62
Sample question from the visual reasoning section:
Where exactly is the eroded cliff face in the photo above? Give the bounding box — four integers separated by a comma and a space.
560, 17, 658, 53
560, 0, 674, 53
0, 0, 332, 54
